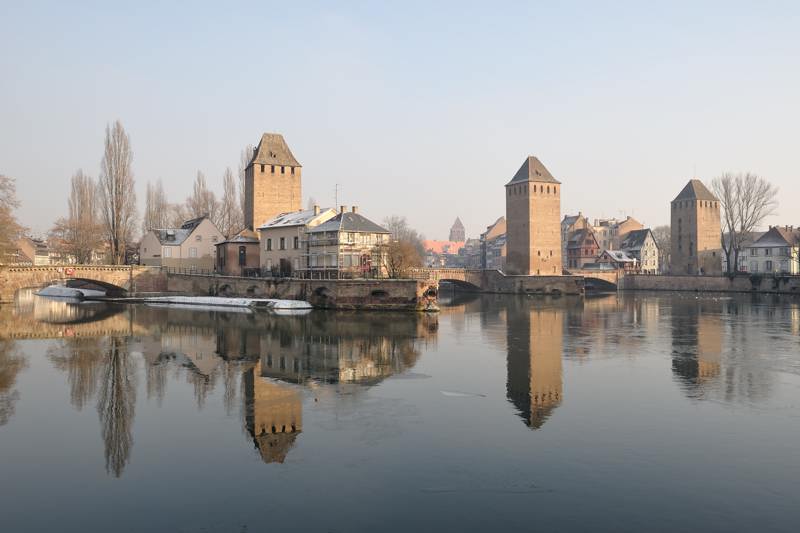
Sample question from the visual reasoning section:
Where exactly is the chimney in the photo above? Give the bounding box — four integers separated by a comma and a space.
313, 204, 320, 215
351, 206, 358, 214
340, 205, 347, 213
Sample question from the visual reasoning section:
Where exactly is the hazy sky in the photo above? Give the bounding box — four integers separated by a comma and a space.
2, 1, 798, 240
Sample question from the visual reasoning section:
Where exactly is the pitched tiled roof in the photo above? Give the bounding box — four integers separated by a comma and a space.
423, 240, 465, 254
153, 216, 209, 245
621, 228, 654, 250
751, 226, 800, 247
567, 228, 596, 247
307, 212, 390, 234
673, 179, 718, 202
506, 156, 560, 185
249, 133, 301, 168
602, 250, 637, 263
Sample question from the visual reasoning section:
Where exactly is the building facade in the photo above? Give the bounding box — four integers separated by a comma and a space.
257, 206, 337, 275
302, 207, 390, 279
505, 156, 561, 275
561, 212, 590, 268
670, 179, 722, 275
215, 229, 261, 276
480, 216, 507, 270
566, 228, 600, 269
244, 133, 302, 230
740, 226, 800, 274
621, 228, 660, 274
139, 216, 222, 270
592, 216, 643, 251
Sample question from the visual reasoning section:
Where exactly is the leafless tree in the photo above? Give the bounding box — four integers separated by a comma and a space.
167, 202, 190, 228
186, 170, 219, 225
0, 339, 27, 426
238, 144, 253, 222
99, 121, 137, 264
51, 170, 103, 263
48, 338, 105, 410
384, 240, 422, 278
218, 167, 242, 238
712, 172, 778, 274
382, 215, 426, 258
143, 179, 169, 233
97, 337, 136, 477
652, 225, 671, 273
0, 174, 25, 261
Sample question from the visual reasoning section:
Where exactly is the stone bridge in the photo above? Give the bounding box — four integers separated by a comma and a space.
0, 265, 167, 303
563, 269, 621, 291
410, 268, 587, 295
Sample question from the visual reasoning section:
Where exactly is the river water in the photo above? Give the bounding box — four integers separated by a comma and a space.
1, 290, 799, 532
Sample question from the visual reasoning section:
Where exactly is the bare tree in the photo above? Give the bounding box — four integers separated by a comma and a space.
0, 339, 27, 426
52, 170, 102, 263
99, 121, 137, 264
382, 215, 426, 258
384, 240, 422, 278
97, 337, 136, 478
167, 202, 190, 228
652, 225, 671, 274
712, 172, 778, 274
186, 171, 218, 224
238, 144, 253, 223
143, 179, 169, 233
0, 174, 25, 261
218, 167, 242, 238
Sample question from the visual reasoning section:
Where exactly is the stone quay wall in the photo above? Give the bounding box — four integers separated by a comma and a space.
620, 274, 800, 295
165, 273, 438, 311
475, 270, 584, 295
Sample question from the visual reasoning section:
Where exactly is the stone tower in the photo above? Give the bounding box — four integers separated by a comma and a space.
449, 217, 465, 242
244, 133, 302, 229
670, 179, 722, 275
505, 156, 562, 275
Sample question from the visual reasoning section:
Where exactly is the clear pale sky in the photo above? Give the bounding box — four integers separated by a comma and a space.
2, 1, 798, 239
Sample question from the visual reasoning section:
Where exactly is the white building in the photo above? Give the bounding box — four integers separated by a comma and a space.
740, 226, 800, 274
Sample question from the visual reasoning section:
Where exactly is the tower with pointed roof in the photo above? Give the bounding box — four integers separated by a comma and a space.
670, 179, 722, 275
505, 156, 562, 275
244, 133, 302, 230
449, 217, 465, 242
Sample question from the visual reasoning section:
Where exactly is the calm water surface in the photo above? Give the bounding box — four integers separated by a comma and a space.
1, 290, 799, 532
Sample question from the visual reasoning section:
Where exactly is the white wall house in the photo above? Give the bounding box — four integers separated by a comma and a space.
740, 226, 800, 274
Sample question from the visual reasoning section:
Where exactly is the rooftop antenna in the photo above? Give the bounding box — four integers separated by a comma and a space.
334, 183, 339, 207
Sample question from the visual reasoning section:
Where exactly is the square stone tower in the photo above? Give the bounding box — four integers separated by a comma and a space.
505, 156, 562, 275
670, 179, 722, 275
244, 133, 302, 230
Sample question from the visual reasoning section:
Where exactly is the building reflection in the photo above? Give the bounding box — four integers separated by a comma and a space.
243, 361, 302, 463
505, 298, 565, 429
671, 298, 723, 397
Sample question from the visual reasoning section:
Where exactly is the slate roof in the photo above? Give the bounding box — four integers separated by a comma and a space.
249, 133, 301, 168
602, 250, 637, 263
562, 213, 584, 227
257, 208, 336, 230
506, 156, 560, 185
673, 179, 718, 202
621, 229, 655, 250
153, 216, 209, 245
567, 228, 597, 247
750, 226, 800, 247
307, 212, 390, 234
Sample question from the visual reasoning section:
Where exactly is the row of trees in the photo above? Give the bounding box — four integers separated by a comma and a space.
0, 174, 25, 260
50, 121, 254, 265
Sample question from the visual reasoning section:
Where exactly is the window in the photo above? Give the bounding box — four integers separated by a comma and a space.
293, 236, 299, 249
293, 258, 300, 270
260, 164, 265, 172
163, 247, 172, 258
211, 235, 217, 242
281, 166, 285, 174
238, 246, 246, 266
766, 260, 773, 271
751, 248, 757, 256
291, 167, 295, 175
279, 237, 286, 250
266, 239, 272, 251
189, 247, 197, 258
271, 165, 275, 173
219, 250, 225, 266
765, 248, 772, 256
195, 234, 202, 241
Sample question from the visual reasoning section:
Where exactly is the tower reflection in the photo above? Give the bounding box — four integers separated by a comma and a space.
671, 298, 722, 397
505, 299, 564, 429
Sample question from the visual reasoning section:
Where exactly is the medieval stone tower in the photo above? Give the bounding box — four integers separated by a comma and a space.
505, 156, 562, 275
449, 217, 465, 242
244, 133, 302, 229
670, 179, 722, 275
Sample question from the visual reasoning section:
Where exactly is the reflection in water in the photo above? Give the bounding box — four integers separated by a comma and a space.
97, 337, 136, 477
505, 299, 564, 429
671, 299, 723, 399
0, 339, 27, 426
244, 362, 302, 463
48, 338, 106, 410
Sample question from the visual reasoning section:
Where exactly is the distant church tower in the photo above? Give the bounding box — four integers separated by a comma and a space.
244, 133, 302, 229
449, 217, 465, 242
670, 179, 722, 275
505, 156, 562, 275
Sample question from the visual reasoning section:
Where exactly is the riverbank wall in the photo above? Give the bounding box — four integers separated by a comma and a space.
620, 274, 800, 295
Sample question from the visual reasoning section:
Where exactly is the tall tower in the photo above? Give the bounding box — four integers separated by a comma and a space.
449, 217, 465, 242
505, 156, 562, 275
244, 133, 302, 229
670, 179, 722, 275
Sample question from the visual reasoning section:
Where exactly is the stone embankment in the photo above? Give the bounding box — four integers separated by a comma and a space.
620, 274, 800, 295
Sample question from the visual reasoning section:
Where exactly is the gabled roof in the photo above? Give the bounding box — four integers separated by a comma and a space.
566, 228, 598, 248
248, 133, 301, 168
673, 179, 718, 202
601, 250, 637, 263
257, 207, 336, 230
562, 213, 585, 227
621, 228, 655, 250
216, 229, 259, 246
180, 216, 207, 231
506, 156, 560, 185
482, 216, 506, 241
152, 216, 211, 245
750, 226, 800, 247
451, 217, 464, 229
307, 212, 390, 234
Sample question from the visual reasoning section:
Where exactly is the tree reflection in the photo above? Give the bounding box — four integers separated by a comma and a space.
0, 339, 27, 426
48, 338, 105, 410
97, 337, 136, 477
